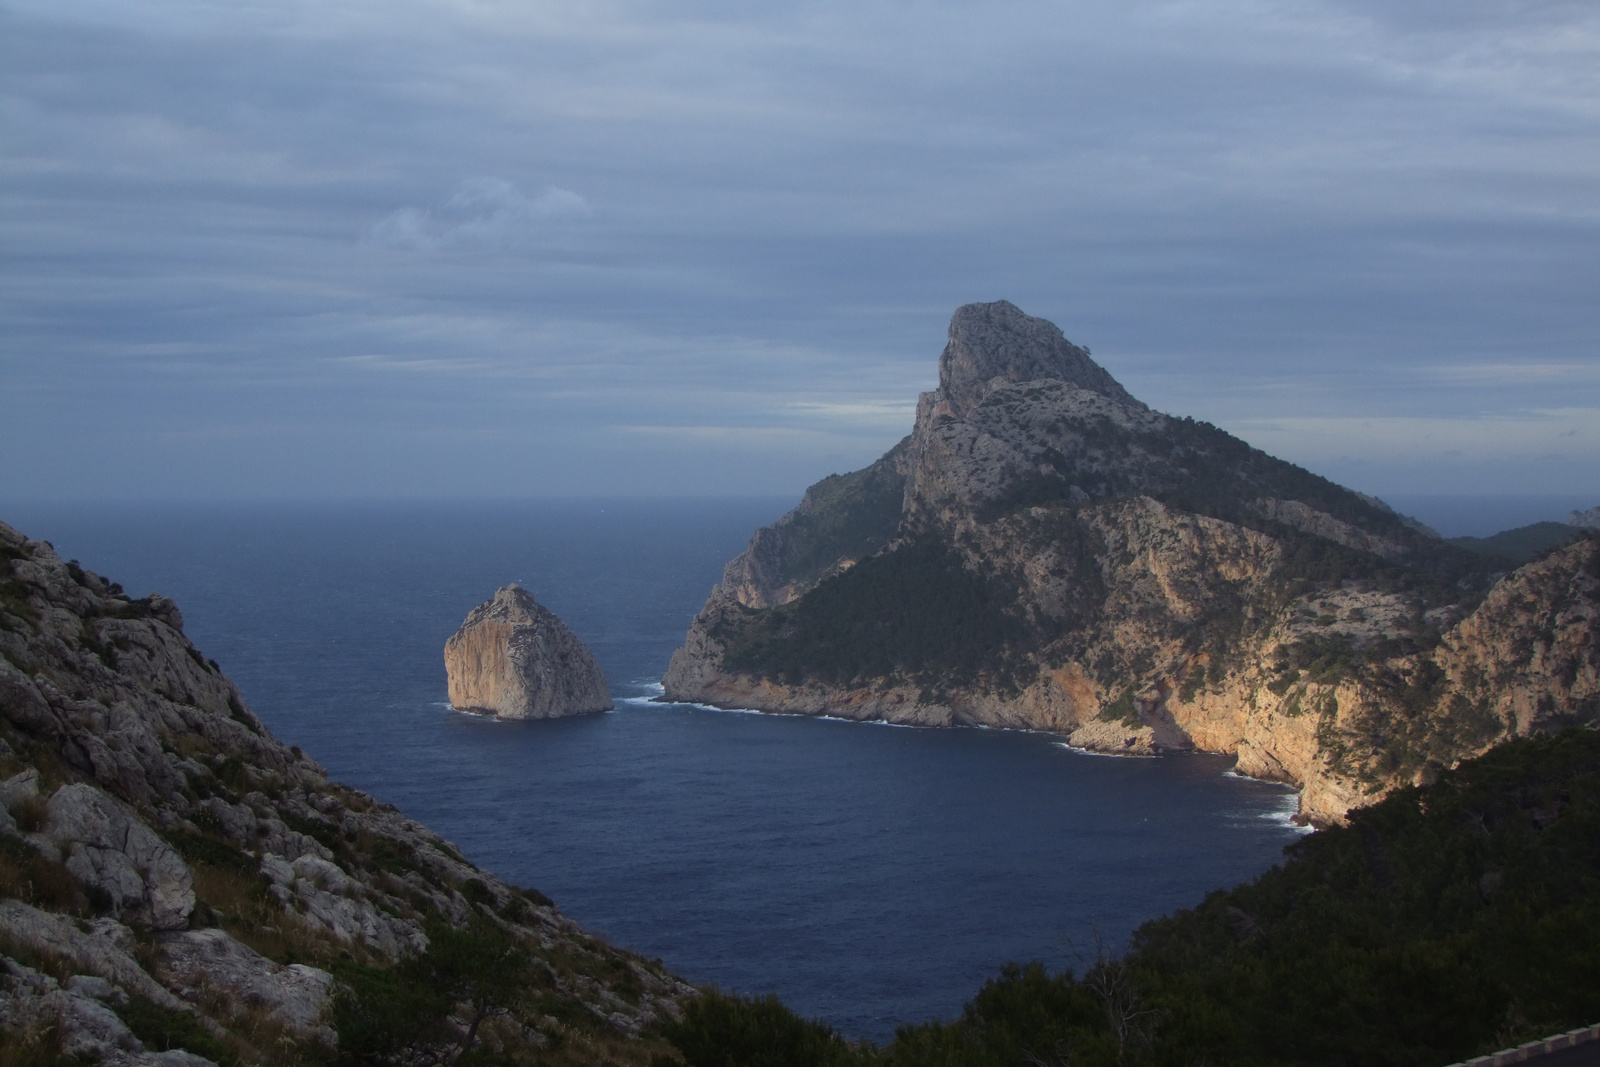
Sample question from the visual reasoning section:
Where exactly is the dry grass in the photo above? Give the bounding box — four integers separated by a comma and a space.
8, 794, 47, 834
190, 864, 351, 968
0, 931, 76, 984
0, 1022, 78, 1067
185, 986, 335, 1067
0, 836, 93, 916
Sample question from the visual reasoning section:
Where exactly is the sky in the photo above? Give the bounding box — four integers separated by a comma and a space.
3, 0, 1598, 504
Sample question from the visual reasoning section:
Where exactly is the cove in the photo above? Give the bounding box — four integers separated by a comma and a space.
5, 498, 1307, 1040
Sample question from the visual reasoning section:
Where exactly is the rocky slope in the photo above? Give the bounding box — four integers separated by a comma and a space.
664, 300, 1600, 825
445, 585, 612, 719
1, 521, 691, 1066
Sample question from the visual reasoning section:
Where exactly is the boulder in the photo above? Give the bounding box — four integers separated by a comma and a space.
43, 782, 194, 930
444, 585, 612, 719
156, 927, 334, 1038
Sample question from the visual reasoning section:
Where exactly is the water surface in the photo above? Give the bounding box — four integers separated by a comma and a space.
4, 499, 1306, 1040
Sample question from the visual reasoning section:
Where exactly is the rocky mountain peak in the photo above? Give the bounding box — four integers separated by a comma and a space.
938, 300, 1140, 415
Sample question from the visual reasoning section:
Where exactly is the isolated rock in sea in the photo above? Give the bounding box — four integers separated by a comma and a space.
445, 585, 612, 719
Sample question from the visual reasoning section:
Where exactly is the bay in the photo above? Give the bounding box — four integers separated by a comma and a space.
3, 498, 1306, 1040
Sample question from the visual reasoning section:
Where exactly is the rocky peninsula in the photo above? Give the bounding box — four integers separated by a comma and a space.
445, 585, 612, 719
664, 300, 1600, 826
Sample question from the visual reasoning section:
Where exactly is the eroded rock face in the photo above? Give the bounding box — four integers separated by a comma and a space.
939, 299, 1141, 415
445, 585, 612, 719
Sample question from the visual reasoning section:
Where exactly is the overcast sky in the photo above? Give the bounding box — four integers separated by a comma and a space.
3, 0, 1597, 504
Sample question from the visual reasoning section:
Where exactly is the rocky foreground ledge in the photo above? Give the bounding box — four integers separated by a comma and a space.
0, 520, 690, 1065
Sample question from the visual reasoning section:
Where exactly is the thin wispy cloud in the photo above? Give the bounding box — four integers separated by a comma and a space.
372, 179, 592, 250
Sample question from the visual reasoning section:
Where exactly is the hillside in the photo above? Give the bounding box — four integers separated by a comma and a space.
0, 519, 692, 1065
1448, 522, 1585, 565
664, 301, 1600, 824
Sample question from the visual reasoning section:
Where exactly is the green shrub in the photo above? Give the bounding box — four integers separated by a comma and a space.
333, 917, 532, 1065
459, 878, 494, 906
653, 991, 869, 1067
117, 995, 235, 1065
722, 538, 1030, 689
1105, 688, 1139, 726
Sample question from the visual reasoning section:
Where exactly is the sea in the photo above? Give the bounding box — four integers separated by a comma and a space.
3, 497, 1339, 1041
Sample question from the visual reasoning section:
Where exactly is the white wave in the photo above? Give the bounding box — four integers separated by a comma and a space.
448, 707, 509, 722
1260, 792, 1313, 834
815, 714, 919, 729
1220, 770, 1313, 833
1050, 741, 1157, 760
643, 700, 927, 729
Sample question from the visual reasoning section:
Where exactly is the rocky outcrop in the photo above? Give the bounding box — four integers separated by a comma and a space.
1, 520, 691, 1064
1571, 505, 1600, 529
937, 300, 1141, 415
444, 585, 612, 719
1, 954, 211, 1066
41, 782, 196, 930
156, 927, 335, 1040
664, 301, 1598, 826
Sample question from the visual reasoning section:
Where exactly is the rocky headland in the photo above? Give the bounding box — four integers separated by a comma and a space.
664, 300, 1600, 825
445, 585, 612, 719
0, 521, 688, 1065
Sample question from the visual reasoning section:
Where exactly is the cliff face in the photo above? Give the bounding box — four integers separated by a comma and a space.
445, 585, 612, 719
663, 300, 1599, 825
0, 521, 688, 1066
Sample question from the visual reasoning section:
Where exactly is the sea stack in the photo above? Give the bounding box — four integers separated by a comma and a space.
445, 585, 612, 718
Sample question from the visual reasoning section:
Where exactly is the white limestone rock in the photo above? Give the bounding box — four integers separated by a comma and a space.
1570, 505, 1600, 529
43, 782, 195, 930
444, 585, 612, 719
156, 927, 334, 1038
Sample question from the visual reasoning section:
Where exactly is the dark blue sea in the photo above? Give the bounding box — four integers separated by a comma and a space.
3, 499, 1313, 1041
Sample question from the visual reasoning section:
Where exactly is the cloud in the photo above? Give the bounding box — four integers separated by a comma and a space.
1226, 408, 1600, 463
2, 0, 1598, 499
616, 425, 826, 443
372, 178, 592, 250
784, 401, 918, 429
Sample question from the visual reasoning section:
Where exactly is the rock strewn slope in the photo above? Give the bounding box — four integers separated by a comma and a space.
445, 585, 612, 719
663, 301, 1600, 825
1, 521, 690, 1066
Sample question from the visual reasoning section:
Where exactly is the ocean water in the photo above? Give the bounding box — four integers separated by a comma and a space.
3, 499, 1309, 1041
1380, 493, 1597, 538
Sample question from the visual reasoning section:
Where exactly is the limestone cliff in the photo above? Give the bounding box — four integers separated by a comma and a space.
445, 585, 612, 719
664, 300, 1599, 826
1, 521, 688, 1065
